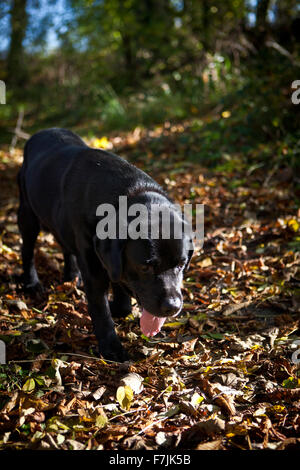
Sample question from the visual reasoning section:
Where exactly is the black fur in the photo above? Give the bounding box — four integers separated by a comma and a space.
18, 128, 193, 361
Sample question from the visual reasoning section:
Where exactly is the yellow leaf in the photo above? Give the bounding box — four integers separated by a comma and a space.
164, 321, 183, 328
288, 219, 299, 232
268, 405, 285, 414
198, 257, 212, 268
116, 385, 133, 410
191, 392, 204, 408
22, 378, 35, 393
95, 414, 108, 428
93, 137, 112, 149
221, 110, 231, 118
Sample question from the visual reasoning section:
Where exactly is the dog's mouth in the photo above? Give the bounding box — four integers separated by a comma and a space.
121, 282, 180, 337
140, 309, 167, 337
140, 308, 181, 337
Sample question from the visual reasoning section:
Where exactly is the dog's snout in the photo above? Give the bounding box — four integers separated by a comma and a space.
161, 297, 182, 316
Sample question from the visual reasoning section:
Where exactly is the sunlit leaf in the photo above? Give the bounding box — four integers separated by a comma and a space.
116, 385, 134, 411
22, 378, 35, 393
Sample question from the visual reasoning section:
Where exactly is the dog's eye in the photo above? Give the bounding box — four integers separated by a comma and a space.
140, 264, 153, 274
177, 261, 186, 270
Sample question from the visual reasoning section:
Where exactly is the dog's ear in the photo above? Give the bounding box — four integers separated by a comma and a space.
184, 237, 194, 273
181, 217, 194, 272
93, 236, 124, 283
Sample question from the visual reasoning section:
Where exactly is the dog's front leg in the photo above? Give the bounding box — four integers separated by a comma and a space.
77, 249, 129, 362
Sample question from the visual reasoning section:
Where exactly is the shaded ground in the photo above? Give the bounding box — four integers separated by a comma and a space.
0, 121, 300, 450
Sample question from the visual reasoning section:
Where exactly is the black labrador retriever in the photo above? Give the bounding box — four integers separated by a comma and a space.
17, 128, 193, 361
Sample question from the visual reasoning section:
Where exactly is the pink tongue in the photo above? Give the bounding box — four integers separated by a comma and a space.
140, 309, 166, 337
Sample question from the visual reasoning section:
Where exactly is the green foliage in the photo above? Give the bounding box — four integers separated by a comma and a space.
0, 0, 299, 170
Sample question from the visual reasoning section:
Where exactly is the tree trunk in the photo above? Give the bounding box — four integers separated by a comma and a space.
202, 0, 210, 51
256, 0, 271, 31
6, 0, 28, 88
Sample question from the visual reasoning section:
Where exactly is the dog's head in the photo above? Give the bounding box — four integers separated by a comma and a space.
94, 200, 194, 336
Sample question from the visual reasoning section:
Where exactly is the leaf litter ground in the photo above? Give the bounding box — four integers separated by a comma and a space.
0, 120, 300, 450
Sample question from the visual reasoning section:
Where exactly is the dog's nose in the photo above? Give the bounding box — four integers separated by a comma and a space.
161, 297, 182, 316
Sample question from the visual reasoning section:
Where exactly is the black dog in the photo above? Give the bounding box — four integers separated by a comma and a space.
17, 128, 193, 361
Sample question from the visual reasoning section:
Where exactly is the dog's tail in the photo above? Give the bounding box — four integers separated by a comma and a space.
21, 138, 28, 165
22, 135, 35, 169
17, 137, 31, 196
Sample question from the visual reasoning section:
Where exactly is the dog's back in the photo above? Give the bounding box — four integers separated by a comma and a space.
18, 128, 166, 245
23, 128, 87, 165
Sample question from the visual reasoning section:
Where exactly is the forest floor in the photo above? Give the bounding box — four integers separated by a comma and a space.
0, 118, 300, 450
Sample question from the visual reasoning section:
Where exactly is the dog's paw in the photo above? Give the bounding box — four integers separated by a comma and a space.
98, 333, 129, 363
24, 281, 45, 297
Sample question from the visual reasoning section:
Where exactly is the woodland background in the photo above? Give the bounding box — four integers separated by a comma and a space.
0, 0, 300, 451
